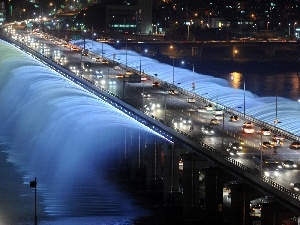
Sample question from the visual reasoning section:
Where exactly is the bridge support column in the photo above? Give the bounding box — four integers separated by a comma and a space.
261, 202, 297, 225
145, 140, 163, 192
181, 153, 207, 222
230, 182, 251, 225
130, 131, 146, 189
204, 167, 225, 224
163, 142, 181, 206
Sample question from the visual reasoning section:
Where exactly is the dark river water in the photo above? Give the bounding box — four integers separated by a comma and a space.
184, 59, 300, 101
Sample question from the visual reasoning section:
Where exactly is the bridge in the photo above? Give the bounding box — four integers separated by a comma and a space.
1, 32, 300, 225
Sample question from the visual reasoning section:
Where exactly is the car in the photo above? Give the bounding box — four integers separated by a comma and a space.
201, 126, 214, 135
290, 141, 300, 149
273, 134, 284, 141
59, 55, 67, 62
116, 74, 124, 79
204, 104, 214, 111
145, 102, 160, 111
229, 142, 243, 150
152, 81, 160, 87
141, 92, 151, 98
270, 138, 283, 146
95, 57, 101, 62
229, 115, 239, 122
250, 204, 261, 216
243, 121, 254, 126
214, 114, 223, 120
108, 79, 117, 85
226, 147, 241, 156
214, 109, 223, 115
114, 65, 121, 70
197, 107, 205, 112
102, 59, 109, 64
187, 98, 196, 103
261, 141, 274, 149
293, 183, 300, 191
172, 119, 183, 127
95, 69, 103, 74
257, 128, 271, 136
281, 160, 297, 169
242, 125, 255, 134
182, 118, 192, 124
168, 89, 177, 95
209, 118, 220, 125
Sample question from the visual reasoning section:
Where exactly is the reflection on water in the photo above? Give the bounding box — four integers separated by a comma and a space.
229, 72, 243, 89
228, 70, 300, 101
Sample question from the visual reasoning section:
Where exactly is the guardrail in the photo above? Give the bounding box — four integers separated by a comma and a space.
1, 31, 300, 213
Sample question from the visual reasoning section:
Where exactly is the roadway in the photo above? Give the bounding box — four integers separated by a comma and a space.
6, 27, 300, 209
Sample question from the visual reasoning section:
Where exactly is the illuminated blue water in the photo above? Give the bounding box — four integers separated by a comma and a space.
74, 39, 300, 136
0, 41, 164, 225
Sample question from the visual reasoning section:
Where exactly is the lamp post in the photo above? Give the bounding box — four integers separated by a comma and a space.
83, 29, 86, 51
125, 41, 128, 70
91, 32, 96, 49
172, 57, 175, 85
187, 23, 190, 42
243, 80, 246, 120
182, 61, 195, 89
101, 41, 104, 59
294, 22, 297, 36
289, 23, 291, 36
267, 21, 269, 31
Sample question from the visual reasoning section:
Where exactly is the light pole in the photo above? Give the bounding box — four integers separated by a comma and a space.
172, 57, 175, 85
289, 23, 291, 36
125, 41, 128, 70
182, 61, 195, 89
187, 23, 190, 42
83, 29, 86, 51
92, 32, 96, 49
294, 22, 297, 36
101, 41, 104, 59
243, 80, 246, 120
267, 21, 269, 31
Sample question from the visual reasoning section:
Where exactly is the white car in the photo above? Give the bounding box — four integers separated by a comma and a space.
243, 125, 255, 134
182, 118, 192, 124
201, 126, 214, 135
141, 92, 151, 98
114, 66, 121, 70
95, 69, 102, 74
197, 107, 205, 112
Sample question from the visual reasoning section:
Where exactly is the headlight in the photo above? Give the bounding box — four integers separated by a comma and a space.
264, 172, 270, 177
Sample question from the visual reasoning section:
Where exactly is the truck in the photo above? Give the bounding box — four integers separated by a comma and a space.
81, 61, 92, 72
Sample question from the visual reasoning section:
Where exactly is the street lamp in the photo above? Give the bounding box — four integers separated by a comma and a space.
182, 61, 195, 90
155, 23, 159, 35
92, 32, 96, 49
267, 21, 269, 31
294, 22, 297, 36
289, 23, 291, 36
187, 20, 192, 41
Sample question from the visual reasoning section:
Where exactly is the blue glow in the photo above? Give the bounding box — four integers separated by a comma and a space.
73, 39, 300, 136
0, 41, 165, 217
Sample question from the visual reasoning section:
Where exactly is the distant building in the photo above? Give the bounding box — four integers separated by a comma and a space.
0, 1, 6, 25
138, 0, 152, 34
106, 5, 139, 33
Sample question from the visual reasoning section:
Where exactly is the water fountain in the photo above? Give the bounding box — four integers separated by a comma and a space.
0, 41, 163, 224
